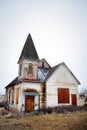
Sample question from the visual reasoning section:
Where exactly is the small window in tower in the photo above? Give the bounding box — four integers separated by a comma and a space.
28, 63, 33, 74
42, 62, 44, 68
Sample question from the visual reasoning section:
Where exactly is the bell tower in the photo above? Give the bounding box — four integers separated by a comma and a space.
17, 34, 39, 80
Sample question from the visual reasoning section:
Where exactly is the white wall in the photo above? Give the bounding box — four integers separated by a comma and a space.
46, 83, 78, 107
46, 64, 79, 107
18, 82, 41, 111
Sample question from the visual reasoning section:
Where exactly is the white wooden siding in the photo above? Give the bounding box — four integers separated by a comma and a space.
18, 82, 41, 111
46, 64, 79, 107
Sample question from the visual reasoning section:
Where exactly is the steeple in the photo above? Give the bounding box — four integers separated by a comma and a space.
18, 34, 39, 63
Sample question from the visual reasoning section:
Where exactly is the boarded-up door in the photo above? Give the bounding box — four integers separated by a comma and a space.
71, 94, 77, 106
25, 96, 34, 111
58, 88, 69, 103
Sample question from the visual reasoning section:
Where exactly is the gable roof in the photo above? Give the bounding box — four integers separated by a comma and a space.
45, 62, 81, 85
5, 77, 19, 88
38, 58, 51, 68
41, 58, 51, 68
18, 34, 39, 63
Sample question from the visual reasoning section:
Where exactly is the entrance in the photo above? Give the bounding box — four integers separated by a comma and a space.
25, 96, 34, 111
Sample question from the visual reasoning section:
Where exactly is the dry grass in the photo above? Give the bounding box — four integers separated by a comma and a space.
0, 108, 87, 130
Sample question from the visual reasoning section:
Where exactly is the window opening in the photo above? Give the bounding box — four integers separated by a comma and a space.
28, 63, 33, 74
42, 62, 44, 68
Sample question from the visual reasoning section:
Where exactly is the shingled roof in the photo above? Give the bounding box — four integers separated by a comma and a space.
18, 34, 39, 63
5, 77, 19, 88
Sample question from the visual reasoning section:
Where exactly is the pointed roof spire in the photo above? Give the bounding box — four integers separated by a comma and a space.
18, 34, 39, 63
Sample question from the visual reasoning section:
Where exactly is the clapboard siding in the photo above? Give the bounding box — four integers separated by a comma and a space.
46, 64, 79, 107
46, 84, 79, 107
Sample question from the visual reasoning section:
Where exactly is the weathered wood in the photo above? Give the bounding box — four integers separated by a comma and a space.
40, 83, 46, 109
71, 94, 77, 105
58, 88, 69, 103
25, 96, 34, 111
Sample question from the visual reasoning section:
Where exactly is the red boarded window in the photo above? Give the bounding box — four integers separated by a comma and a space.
71, 94, 77, 106
58, 88, 69, 103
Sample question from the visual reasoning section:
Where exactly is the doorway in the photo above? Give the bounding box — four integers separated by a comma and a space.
25, 96, 34, 111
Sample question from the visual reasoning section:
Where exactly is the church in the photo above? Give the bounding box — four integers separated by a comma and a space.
5, 34, 80, 112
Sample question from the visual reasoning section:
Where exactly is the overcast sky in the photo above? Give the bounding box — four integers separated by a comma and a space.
0, 0, 87, 94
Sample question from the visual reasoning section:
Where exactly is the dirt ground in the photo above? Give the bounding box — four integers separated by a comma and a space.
0, 108, 87, 130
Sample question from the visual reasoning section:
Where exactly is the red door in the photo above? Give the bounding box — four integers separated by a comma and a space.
71, 94, 77, 106
25, 96, 34, 111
